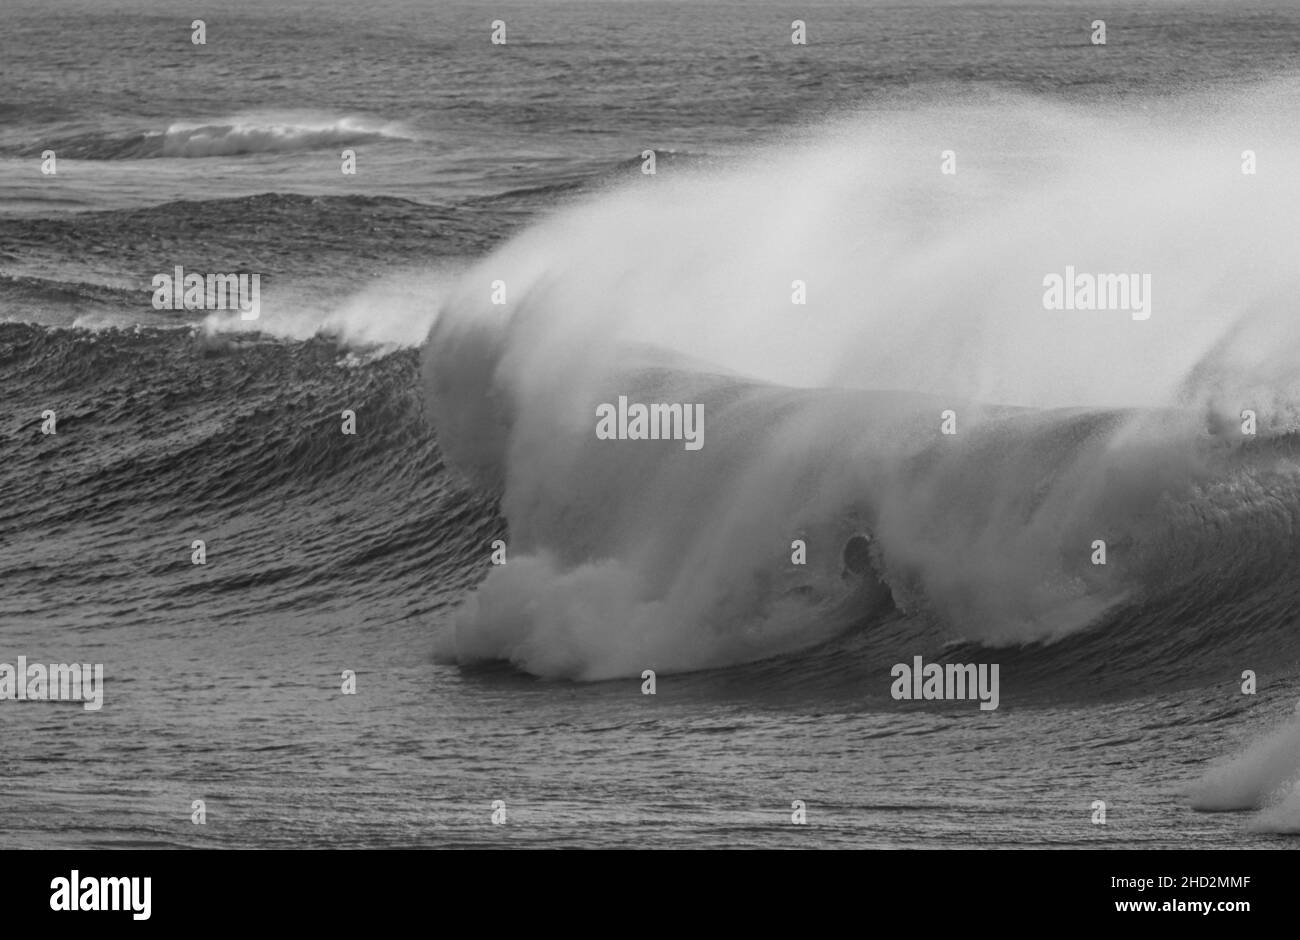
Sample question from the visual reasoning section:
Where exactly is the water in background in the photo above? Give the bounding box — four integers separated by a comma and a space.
2, 0, 1300, 847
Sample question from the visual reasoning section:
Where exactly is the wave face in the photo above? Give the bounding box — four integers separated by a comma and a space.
0, 320, 503, 648
420, 83, 1300, 681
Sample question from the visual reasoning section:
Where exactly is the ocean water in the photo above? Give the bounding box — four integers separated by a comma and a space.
3, 0, 1300, 848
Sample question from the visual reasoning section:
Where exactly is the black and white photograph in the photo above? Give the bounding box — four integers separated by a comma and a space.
1, 0, 1296, 919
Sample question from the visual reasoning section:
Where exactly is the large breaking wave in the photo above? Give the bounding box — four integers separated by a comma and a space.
420, 83, 1300, 680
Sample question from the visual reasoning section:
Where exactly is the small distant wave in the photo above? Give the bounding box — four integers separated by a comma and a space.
200, 267, 456, 350
158, 115, 413, 158
15, 113, 413, 160
0, 265, 453, 351
0, 193, 496, 315
0, 274, 144, 313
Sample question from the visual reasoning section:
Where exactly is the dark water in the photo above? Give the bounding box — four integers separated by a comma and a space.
3, 0, 1300, 847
